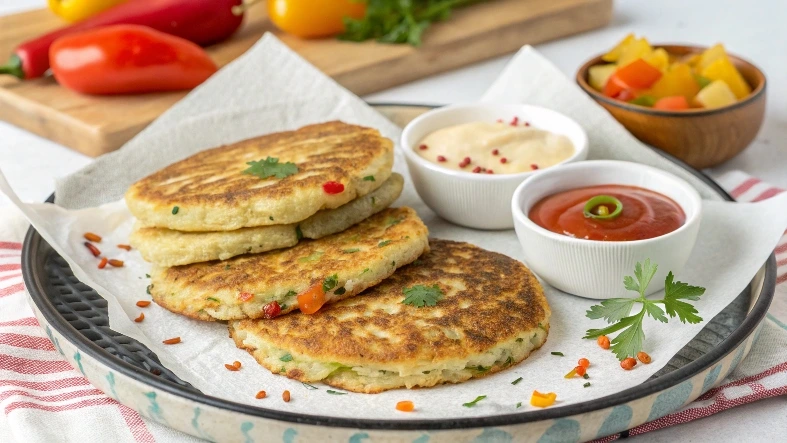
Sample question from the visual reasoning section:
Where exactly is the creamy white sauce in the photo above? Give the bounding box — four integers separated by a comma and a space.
416, 122, 574, 174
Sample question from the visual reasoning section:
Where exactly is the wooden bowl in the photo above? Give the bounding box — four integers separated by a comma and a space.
576, 45, 766, 169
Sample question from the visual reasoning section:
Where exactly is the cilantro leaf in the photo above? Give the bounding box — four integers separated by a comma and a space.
323, 274, 338, 292
663, 272, 705, 323
462, 395, 487, 407
585, 298, 636, 323
584, 260, 705, 360
243, 157, 298, 179
401, 284, 443, 308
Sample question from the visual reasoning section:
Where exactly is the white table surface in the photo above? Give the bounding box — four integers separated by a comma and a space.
1, 0, 785, 441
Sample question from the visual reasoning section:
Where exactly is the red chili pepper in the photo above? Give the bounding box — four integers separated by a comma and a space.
322, 181, 345, 195
0, 0, 243, 80
50, 25, 218, 95
263, 301, 282, 319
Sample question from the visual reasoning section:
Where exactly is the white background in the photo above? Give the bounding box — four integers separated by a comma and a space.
1, 0, 785, 441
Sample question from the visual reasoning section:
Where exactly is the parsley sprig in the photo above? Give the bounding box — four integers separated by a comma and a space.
243, 157, 298, 179
583, 260, 706, 360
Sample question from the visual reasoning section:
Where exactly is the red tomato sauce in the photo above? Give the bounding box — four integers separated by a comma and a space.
529, 185, 685, 241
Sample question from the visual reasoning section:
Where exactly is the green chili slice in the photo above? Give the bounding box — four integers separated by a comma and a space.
583, 195, 623, 220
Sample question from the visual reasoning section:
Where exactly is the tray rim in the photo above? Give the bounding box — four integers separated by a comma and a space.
21, 103, 777, 431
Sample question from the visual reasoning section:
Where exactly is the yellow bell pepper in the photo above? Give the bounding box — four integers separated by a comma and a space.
644, 63, 700, 100
643, 48, 669, 72
695, 43, 727, 72
530, 390, 557, 408
695, 80, 738, 109
48, 0, 127, 23
616, 37, 654, 67
701, 56, 752, 99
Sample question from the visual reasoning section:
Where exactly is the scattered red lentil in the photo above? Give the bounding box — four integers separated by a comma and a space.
637, 351, 652, 364
238, 292, 253, 303
225, 363, 239, 371
162, 337, 181, 345
84, 242, 101, 257
418, 144, 428, 150
282, 390, 291, 402
108, 259, 124, 268
136, 300, 151, 307
396, 401, 415, 412
500, 157, 507, 164
472, 166, 482, 173
263, 301, 282, 319
492, 149, 499, 156
578, 358, 590, 368
575, 365, 587, 377
84, 232, 102, 242
597, 335, 610, 349
256, 391, 267, 399
134, 313, 144, 323
322, 181, 345, 195
437, 155, 447, 162
621, 357, 637, 370
117, 244, 132, 251
97, 257, 108, 269
531, 164, 539, 170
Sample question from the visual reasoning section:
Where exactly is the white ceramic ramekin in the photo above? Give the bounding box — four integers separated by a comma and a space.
511, 160, 702, 299
400, 103, 588, 230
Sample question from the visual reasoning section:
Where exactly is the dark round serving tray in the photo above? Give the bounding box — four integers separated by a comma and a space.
22, 104, 776, 434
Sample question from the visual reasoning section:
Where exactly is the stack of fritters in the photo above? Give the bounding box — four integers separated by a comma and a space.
125, 121, 550, 394
126, 121, 430, 319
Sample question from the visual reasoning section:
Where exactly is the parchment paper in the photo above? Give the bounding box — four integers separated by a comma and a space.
3, 36, 786, 420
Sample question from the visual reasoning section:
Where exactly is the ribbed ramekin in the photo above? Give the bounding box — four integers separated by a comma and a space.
511, 160, 702, 299
400, 103, 588, 230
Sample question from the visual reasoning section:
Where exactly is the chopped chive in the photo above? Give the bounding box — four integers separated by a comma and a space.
505, 356, 514, 366
378, 240, 392, 247
516, 402, 522, 408
206, 297, 220, 302
334, 287, 346, 296
343, 248, 360, 254
302, 383, 318, 390
146, 284, 152, 295
326, 390, 347, 395
583, 374, 589, 379
171, 206, 179, 215
285, 290, 298, 297
280, 354, 293, 362
360, 268, 370, 275
145, 274, 150, 278
473, 365, 490, 373
363, 175, 375, 181
515, 338, 524, 343
371, 197, 377, 206
538, 323, 547, 331
511, 377, 523, 385
269, 216, 274, 221
583, 382, 591, 388
224, 264, 231, 270
551, 352, 564, 356
296, 226, 303, 240
322, 274, 338, 292
462, 395, 487, 407
280, 304, 288, 310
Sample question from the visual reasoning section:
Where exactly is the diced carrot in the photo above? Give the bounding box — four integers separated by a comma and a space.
97, 257, 108, 269
530, 390, 557, 408
134, 313, 144, 323
603, 59, 662, 97
84, 233, 102, 242
117, 244, 132, 251
162, 337, 181, 345
84, 242, 101, 257
136, 300, 151, 307
396, 401, 415, 412
297, 282, 327, 314
108, 259, 124, 267
653, 96, 689, 110
255, 390, 267, 399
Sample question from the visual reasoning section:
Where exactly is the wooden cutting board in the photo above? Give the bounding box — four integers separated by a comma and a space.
0, 0, 612, 157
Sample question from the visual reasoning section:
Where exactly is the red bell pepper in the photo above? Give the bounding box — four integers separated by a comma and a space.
603, 59, 663, 98
50, 25, 218, 95
653, 96, 690, 110
0, 0, 243, 80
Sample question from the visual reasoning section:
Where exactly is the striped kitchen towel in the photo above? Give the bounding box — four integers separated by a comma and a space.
0, 172, 785, 443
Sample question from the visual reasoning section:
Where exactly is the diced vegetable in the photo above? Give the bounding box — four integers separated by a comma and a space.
701, 57, 752, 99
695, 80, 737, 109
644, 63, 699, 100
588, 64, 617, 91
629, 96, 656, 107
695, 43, 727, 72
643, 48, 669, 71
530, 390, 557, 408
653, 96, 690, 110
616, 38, 654, 67
601, 33, 635, 62
603, 59, 662, 97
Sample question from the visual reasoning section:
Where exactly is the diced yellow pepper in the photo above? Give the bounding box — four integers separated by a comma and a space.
530, 390, 557, 408
695, 80, 737, 109
684, 54, 701, 67
643, 48, 669, 71
696, 43, 727, 72
588, 64, 617, 91
644, 63, 700, 100
617, 38, 654, 67
701, 57, 752, 99
602, 34, 635, 62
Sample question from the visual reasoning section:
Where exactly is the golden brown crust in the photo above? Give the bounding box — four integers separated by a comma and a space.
229, 240, 551, 392
125, 121, 394, 231
150, 207, 429, 321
